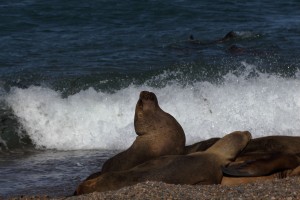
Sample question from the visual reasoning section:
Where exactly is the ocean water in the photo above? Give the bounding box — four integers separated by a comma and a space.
1, 0, 300, 198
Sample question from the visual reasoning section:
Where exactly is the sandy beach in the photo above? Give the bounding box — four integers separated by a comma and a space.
8, 176, 300, 200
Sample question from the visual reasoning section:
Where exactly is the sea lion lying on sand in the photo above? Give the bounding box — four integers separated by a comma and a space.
94, 91, 185, 175
223, 153, 300, 177
184, 137, 220, 154
75, 131, 251, 194
186, 135, 300, 156
186, 135, 300, 185
221, 165, 300, 186
221, 154, 300, 186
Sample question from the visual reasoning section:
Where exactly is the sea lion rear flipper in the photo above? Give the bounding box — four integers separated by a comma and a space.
222, 160, 260, 177
222, 154, 300, 177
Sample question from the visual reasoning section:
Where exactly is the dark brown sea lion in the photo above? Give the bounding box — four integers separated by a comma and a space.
100, 91, 186, 173
221, 164, 300, 186
184, 137, 220, 154
222, 153, 300, 177
186, 135, 300, 156
228, 45, 247, 54
187, 31, 239, 45
75, 131, 252, 194
239, 136, 300, 156
185, 135, 300, 185
220, 141, 300, 186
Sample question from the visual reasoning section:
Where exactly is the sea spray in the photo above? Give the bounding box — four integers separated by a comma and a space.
5, 63, 300, 150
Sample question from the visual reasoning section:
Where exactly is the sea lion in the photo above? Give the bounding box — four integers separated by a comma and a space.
239, 136, 300, 156
216, 31, 238, 43
184, 137, 220, 154
75, 131, 251, 194
221, 165, 300, 186
100, 91, 186, 173
222, 153, 300, 177
221, 152, 300, 186
186, 135, 300, 156
185, 135, 300, 185
187, 31, 239, 45
228, 45, 247, 54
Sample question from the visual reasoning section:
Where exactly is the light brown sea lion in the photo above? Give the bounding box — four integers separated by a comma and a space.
100, 91, 186, 173
75, 131, 252, 195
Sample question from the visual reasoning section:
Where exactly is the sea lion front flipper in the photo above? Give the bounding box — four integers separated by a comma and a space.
222, 154, 300, 177
222, 160, 260, 177
289, 165, 300, 176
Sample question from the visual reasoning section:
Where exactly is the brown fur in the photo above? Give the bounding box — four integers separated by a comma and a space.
185, 137, 220, 154
186, 135, 300, 186
223, 153, 300, 177
186, 136, 300, 156
99, 91, 186, 173
75, 131, 251, 195
221, 165, 300, 186
240, 136, 300, 155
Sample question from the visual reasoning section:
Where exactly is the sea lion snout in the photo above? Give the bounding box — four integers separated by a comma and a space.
138, 91, 158, 109
139, 91, 157, 101
234, 131, 252, 151
243, 131, 252, 141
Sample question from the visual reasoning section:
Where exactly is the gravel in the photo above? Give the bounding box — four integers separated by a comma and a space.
8, 177, 300, 200
64, 177, 300, 200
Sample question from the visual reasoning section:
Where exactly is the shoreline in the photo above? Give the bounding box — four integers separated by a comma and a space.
8, 176, 300, 200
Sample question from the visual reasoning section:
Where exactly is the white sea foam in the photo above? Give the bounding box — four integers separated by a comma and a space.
5, 63, 300, 150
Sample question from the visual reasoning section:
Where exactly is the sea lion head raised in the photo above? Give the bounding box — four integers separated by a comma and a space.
134, 90, 185, 154
134, 91, 159, 136
136, 91, 159, 114
134, 91, 184, 138
99, 91, 185, 174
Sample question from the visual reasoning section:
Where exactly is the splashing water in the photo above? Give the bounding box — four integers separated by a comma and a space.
4, 63, 300, 150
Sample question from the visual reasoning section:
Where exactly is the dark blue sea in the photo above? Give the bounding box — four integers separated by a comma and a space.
1, 0, 300, 198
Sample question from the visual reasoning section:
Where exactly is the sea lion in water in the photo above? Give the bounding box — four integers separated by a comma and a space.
187, 31, 239, 45
75, 131, 251, 194
100, 91, 186, 173
228, 45, 247, 54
